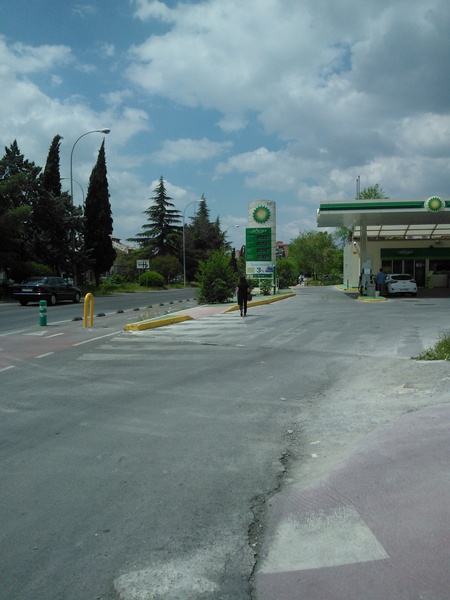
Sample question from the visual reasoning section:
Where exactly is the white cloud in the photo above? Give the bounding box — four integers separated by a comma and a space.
152, 137, 232, 164
0, 36, 72, 74
132, 0, 175, 23
72, 4, 98, 19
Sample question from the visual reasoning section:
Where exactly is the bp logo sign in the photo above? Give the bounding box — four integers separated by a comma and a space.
253, 205, 271, 224
425, 196, 444, 212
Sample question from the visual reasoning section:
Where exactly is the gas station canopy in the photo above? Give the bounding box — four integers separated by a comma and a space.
317, 198, 450, 239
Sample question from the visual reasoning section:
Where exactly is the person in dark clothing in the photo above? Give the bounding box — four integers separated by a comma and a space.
237, 276, 250, 317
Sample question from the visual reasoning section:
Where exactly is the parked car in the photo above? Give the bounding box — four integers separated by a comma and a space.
13, 276, 82, 306
385, 273, 417, 296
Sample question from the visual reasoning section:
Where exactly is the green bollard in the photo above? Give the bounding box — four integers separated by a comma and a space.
39, 300, 47, 326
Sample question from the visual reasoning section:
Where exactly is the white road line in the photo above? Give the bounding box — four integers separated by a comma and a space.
47, 333, 64, 338
0, 365, 15, 373
72, 330, 123, 346
36, 352, 54, 359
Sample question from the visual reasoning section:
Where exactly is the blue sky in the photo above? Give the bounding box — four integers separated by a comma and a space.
1, 0, 450, 250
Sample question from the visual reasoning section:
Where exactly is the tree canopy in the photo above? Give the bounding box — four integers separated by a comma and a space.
128, 176, 181, 256
84, 140, 116, 286
289, 230, 339, 279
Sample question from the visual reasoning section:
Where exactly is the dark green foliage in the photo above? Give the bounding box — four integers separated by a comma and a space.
128, 176, 181, 256
139, 271, 165, 288
84, 140, 116, 286
260, 279, 272, 295
0, 141, 40, 279
196, 250, 238, 304
289, 230, 340, 280
276, 257, 297, 287
31, 135, 73, 275
41, 135, 62, 197
358, 184, 388, 200
151, 255, 181, 283
184, 194, 224, 282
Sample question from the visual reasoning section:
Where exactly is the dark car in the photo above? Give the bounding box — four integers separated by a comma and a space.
13, 276, 82, 306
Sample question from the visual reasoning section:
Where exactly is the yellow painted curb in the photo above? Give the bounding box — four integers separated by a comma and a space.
357, 296, 388, 302
224, 293, 295, 312
124, 314, 193, 331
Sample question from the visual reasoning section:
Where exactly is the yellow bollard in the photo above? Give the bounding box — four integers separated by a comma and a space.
83, 293, 94, 328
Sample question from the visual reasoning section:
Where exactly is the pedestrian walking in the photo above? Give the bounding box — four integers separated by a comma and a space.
237, 276, 250, 317
375, 268, 386, 294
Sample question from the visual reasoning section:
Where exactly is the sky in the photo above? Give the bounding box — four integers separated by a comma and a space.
1, 0, 450, 250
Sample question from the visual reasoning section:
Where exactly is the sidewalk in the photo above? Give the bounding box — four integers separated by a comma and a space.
123, 291, 295, 331
113, 287, 450, 599
254, 360, 450, 600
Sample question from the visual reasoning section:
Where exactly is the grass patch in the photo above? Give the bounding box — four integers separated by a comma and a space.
413, 332, 450, 361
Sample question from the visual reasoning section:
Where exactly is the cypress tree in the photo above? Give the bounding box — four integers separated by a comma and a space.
84, 139, 116, 286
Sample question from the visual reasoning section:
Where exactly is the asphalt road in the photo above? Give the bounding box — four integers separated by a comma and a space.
1, 287, 449, 599
0, 288, 196, 335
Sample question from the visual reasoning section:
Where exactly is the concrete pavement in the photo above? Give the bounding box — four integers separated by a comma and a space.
124, 286, 450, 600
255, 401, 450, 599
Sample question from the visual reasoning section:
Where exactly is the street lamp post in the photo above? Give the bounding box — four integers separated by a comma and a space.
182, 201, 197, 288
61, 178, 85, 205
69, 128, 110, 283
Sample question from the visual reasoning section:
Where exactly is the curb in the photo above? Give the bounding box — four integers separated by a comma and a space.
124, 314, 193, 331
124, 293, 295, 329
224, 292, 295, 312
357, 295, 388, 302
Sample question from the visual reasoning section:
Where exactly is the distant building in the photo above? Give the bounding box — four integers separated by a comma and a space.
111, 237, 134, 254
276, 241, 289, 258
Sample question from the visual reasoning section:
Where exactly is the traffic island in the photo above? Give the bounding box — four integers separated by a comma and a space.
124, 314, 193, 331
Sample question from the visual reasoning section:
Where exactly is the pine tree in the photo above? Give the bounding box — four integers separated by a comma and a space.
84, 139, 116, 286
128, 176, 181, 256
184, 194, 224, 281
30, 135, 74, 275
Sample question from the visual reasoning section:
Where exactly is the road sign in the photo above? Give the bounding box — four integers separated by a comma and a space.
136, 259, 150, 269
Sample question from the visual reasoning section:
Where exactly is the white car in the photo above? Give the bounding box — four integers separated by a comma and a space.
385, 273, 417, 296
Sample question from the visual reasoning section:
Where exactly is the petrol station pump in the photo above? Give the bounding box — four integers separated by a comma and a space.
359, 260, 375, 296
357, 224, 376, 296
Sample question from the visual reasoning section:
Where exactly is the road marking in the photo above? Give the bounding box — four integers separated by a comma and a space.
259, 506, 389, 573
72, 330, 123, 346
23, 331, 47, 336
36, 352, 54, 359
0, 365, 15, 373
47, 333, 64, 338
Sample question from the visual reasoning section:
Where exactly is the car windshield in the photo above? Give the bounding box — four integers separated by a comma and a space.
392, 274, 413, 280
23, 277, 47, 284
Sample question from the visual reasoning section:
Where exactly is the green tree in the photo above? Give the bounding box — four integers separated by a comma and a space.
276, 257, 297, 287
30, 135, 74, 275
358, 184, 388, 200
151, 255, 181, 283
289, 231, 338, 280
184, 194, 223, 281
128, 176, 181, 256
196, 250, 238, 304
84, 140, 116, 286
0, 140, 40, 279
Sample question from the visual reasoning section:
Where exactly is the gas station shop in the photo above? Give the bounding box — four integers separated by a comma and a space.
317, 197, 450, 289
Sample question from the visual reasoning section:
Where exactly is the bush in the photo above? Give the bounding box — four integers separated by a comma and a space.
196, 251, 238, 304
260, 279, 272, 295
139, 271, 165, 288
